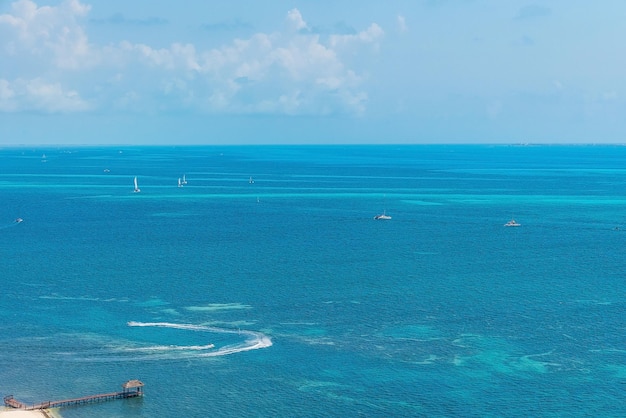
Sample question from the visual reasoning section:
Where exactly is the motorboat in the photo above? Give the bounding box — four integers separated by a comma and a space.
504, 219, 521, 227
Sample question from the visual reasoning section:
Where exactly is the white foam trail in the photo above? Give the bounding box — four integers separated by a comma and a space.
126, 321, 272, 358
0, 220, 22, 230
199, 331, 273, 357
125, 344, 215, 352
184, 303, 252, 312
127, 321, 208, 331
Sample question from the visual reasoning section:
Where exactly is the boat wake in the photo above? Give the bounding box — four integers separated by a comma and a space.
124, 343, 216, 352
126, 321, 272, 358
0, 218, 23, 230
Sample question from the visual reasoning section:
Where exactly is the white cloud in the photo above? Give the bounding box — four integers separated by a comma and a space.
329, 23, 384, 49
397, 15, 407, 32
0, 1, 384, 116
286, 8, 308, 32
0, 79, 16, 101
0, 77, 90, 112
0, 0, 93, 69
121, 41, 200, 72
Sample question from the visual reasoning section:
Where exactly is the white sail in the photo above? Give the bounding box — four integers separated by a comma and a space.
133, 176, 141, 193
374, 195, 391, 220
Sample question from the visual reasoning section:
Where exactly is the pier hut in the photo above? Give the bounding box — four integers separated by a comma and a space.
122, 379, 144, 397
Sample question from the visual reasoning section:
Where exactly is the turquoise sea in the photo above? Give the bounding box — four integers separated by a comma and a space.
1, 145, 626, 417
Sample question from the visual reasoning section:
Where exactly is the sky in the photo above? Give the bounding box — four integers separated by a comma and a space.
1, 0, 625, 145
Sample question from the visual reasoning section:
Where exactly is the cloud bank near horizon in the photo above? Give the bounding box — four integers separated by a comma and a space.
3, 0, 626, 145
0, 0, 383, 116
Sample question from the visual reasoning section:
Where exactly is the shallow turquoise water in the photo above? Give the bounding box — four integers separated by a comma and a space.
1, 145, 626, 417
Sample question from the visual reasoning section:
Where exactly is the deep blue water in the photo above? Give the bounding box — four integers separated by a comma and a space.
1, 145, 626, 417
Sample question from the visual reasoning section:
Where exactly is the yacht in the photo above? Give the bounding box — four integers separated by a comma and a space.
504, 219, 521, 227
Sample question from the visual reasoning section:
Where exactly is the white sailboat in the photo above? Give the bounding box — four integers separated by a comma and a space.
178, 178, 183, 188
374, 195, 391, 220
182, 174, 187, 185
133, 176, 141, 193
249, 176, 254, 184
504, 219, 521, 227
374, 210, 392, 220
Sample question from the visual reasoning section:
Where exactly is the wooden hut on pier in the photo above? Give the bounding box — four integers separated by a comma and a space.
122, 379, 144, 397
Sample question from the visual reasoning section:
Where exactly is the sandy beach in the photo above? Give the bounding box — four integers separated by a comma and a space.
0, 411, 47, 417
0, 410, 59, 418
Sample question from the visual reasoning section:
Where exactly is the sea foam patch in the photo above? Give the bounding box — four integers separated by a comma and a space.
184, 303, 253, 312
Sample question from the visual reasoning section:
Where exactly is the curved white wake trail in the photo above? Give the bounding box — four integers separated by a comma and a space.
125, 344, 215, 352
199, 331, 273, 357
126, 321, 272, 358
127, 321, 208, 331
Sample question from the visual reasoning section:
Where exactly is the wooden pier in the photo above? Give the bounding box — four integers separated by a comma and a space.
4, 380, 143, 411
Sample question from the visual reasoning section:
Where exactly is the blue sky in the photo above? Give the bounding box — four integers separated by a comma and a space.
1, 0, 625, 145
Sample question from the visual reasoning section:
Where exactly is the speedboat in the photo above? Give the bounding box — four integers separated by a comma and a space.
504, 219, 521, 227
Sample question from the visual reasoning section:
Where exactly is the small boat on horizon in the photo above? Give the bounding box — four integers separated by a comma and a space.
182, 174, 187, 185
178, 178, 183, 188
504, 219, 521, 227
133, 176, 141, 193
374, 211, 392, 220
374, 194, 391, 220
15, 218, 23, 223
249, 176, 254, 184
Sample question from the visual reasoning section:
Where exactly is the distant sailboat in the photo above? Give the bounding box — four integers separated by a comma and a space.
41, 154, 47, 162
374, 210, 392, 220
182, 174, 187, 185
374, 194, 391, 220
504, 219, 521, 227
249, 176, 254, 184
178, 178, 183, 188
133, 176, 141, 193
